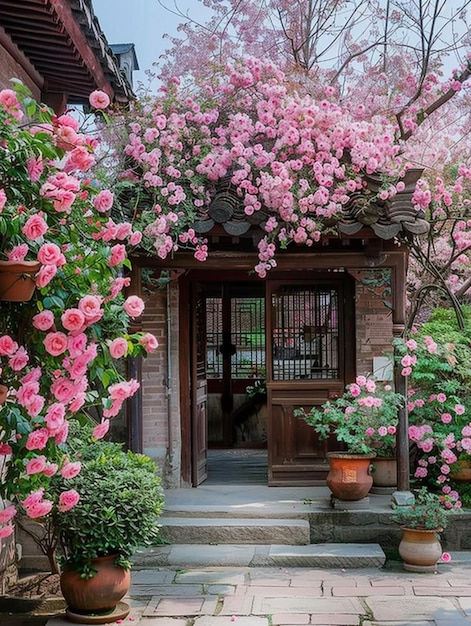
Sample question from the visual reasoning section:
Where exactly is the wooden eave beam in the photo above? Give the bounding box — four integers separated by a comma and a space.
0, 24, 44, 88
48, 0, 114, 99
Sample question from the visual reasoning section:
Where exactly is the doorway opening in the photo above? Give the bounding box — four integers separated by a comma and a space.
205, 282, 267, 452
188, 272, 353, 487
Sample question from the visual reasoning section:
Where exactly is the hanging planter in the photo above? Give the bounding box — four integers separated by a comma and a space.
0, 384, 8, 404
0, 260, 41, 301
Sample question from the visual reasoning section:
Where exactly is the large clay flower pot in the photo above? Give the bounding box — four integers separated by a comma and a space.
372, 457, 397, 488
0, 260, 41, 301
326, 451, 376, 500
60, 555, 131, 623
398, 527, 443, 573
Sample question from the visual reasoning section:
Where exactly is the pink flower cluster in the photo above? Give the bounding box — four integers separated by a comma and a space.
0, 86, 159, 534
121, 58, 409, 276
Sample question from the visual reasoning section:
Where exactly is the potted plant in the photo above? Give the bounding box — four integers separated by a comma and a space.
295, 376, 403, 500
391, 487, 454, 572
50, 422, 165, 621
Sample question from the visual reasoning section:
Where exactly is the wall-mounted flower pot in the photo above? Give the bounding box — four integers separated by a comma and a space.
0, 260, 41, 301
0, 384, 8, 404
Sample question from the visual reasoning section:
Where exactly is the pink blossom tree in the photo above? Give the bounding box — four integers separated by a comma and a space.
128, 1, 469, 320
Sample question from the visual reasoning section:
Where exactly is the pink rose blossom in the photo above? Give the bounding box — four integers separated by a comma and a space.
123, 295, 145, 318
109, 337, 128, 359
9, 346, 29, 371
38, 243, 65, 267
25, 428, 50, 451
441, 552, 452, 563
89, 90, 110, 110
0, 504, 16, 524
25, 500, 53, 519
454, 404, 465, 415
43, 462, 58, 477
6, 243, 29, 261
54, 420, 69, 445
35, 264, 57, 288
33, 310, 55, 331
93, 189, 114, 212
61, 461, 81, 479
26, 455, 48, 475
139, 332, 159, 353
129, 231, 142, 245
349, 383, 361, 397
92, 419, 110, 440
58, 489, 80, 512
0, 524, 14, 539
109, 244, 127, 267
0, 443, 12, 455
78, 295, 103, 324
61, 308, 85, 334
44, 331, 68, 356
0, 188, 6, 211
22, 213, 48, 240
45, 402, 66, 434
22, 488, 45, 508
0, 335, 18, 356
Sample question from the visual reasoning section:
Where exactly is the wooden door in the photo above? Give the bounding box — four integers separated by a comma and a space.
266, 276, 355, 485
191, 285, 208, 486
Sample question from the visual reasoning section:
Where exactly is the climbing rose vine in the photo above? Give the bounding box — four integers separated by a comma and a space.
113, 58, 422, 277
0, 82, 157, 538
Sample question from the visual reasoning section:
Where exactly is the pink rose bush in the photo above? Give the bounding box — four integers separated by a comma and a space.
394, 307, 471, 507
0, 83, 158, 539
296, 375, 403, 455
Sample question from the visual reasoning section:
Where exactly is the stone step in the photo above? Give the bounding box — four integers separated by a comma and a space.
133, 543, 386, 568
159, 517, 310, 545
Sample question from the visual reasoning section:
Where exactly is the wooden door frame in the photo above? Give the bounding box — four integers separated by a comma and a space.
173, 248, 407, 487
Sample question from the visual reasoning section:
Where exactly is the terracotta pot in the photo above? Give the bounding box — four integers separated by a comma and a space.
398, 527, 443, 573
326, 451, 376, 500
60, 554, 131, 619
0, 260, 41, 301
372, 457, 397, 488
0, 384, 8, 404
450, 459, 471, 483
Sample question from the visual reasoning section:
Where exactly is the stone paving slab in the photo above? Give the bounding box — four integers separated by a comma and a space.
251, 594, 365, 615
194, 618, 269, 626
364, 596, 461, 621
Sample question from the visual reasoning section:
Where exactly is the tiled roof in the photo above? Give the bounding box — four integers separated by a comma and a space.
0, 0, 133, 103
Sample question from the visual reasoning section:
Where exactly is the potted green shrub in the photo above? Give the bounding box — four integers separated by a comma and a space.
391, 488, 453, 572
50, 424, 165, 621
296, 376, 403, 500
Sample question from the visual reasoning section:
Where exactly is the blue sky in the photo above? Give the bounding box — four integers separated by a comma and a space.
92, 0, 209, 87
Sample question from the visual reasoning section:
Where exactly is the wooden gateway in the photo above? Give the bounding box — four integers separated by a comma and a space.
131, 172, 428, 489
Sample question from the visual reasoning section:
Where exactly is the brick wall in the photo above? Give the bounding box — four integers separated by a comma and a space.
141, 280, 181, 487
350, 268, 394, 377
